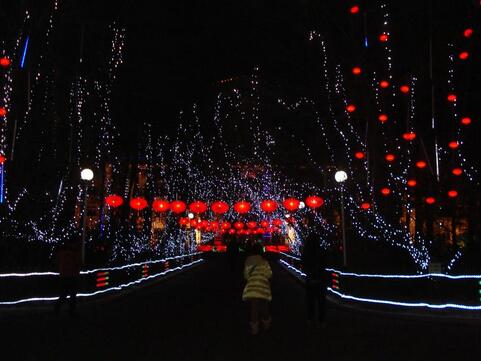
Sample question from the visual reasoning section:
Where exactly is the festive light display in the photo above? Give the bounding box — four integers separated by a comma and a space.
189, 201, 208, 214
233, 201, 251, 214
152, 199, 170, 212
130, 197, 148, 211
0, 57, 11, 67
171, 200, 187, 214
305, 196, 324, 209
260, 199, 278, 213
283, 198, 300, 212
211, 201, 229, 214
105, 194, 123, 208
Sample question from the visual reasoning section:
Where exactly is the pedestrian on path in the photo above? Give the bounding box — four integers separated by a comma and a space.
54, 236, 82, 316
300, 215, 327, 328
242, 242, 272, 335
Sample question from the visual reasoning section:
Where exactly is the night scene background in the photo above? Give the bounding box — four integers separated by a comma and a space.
1, 1, 481, 360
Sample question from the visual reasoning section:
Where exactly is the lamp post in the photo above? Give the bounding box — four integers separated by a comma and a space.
335, 170, 348, 267
80, 168, 94, 264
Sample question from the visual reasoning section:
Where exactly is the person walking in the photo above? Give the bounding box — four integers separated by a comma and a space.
300, 215, 327, 328
242, 242, 272, 335
54, 237, 82, 316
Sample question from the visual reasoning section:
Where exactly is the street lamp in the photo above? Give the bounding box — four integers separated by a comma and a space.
335, 170, 348, 267
80, 168, 94, 263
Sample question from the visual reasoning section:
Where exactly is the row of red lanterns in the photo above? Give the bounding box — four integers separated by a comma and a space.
104, 196, 325, 213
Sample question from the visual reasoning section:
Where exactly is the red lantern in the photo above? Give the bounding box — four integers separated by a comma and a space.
189, 201, 207, 214
305, 196, 324, 209
152, 199, 170, 212
425, 197, 436, 205
352, 66, 361, 75
459, 51, 469, 60
211, 221, 219, 230
400, 85, 410, 94
130, 197, 148, 211
234, 221, 244, 230
448, 141, 459, 149
407, 179, 417, 187
221, 221, 231, 230
379, 33, 389, 42
272, 219, 283, 227
452, 168, 463, 176
447, 94, 457, 102
381, 187, 391, 196
380, 80, 390, 88
461, 117, 471, 125
402, 132, 416, 141
385, 153, 395, 162
378, 114, 388, 123
228, 229, 236, 235
346, 104, 356, 113
211, 201, 229, 214
0, 154, 6, 164
179, 217, 189, 226
247, 221, 257, 229
105, 194, 123, 208
0, 57, 10, 67
0, 107, 6, 117
200, 220, 209, 228
354, 151, 365, 159
171, 200, 187, 214
416, 160, 427, 169
464, 28, 473, 38
234, 201, 251, 214
260, 200, 278, 213
447, 190, 458, 198
350, 5, 360, 14
360, 202, 371, 210
283, 198, 300, 212
260, 220, 269, 228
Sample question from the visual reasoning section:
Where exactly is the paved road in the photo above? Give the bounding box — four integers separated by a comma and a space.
2, 254, 480, 361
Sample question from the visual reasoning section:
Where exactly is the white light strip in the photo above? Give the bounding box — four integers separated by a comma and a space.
279, 259, 481, 311
0, 259, 203, 305
0, 253, 201, 278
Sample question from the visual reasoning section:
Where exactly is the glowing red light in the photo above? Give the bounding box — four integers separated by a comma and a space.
346, 104, 356, 113
379, 33, 389, 42
0, 154, 6, 165
448, 141, 459, 149
171, 200, 187, 214
400, 85, 410, 94
305, 196, 324, 209
234, 221, 244, 230
247, 221, 257, 229
402, 132, 416, 141
260, 220, 269, 228
0, 57, 10, 67
234, 201, 251, 214
179, 217, 189, 226
260, 199, 278, 213
463, 28, 473, 38
228, 229, 236, 235
378, 114, 388, 123
283, 198, 300, 212
385, 153, 395, 162
211, 201, 229, 214
272, 219, 283, 227
354, 151, 365, 159
416, 160, 427, 169
380, 80, 390, 88
407, 179, 417, 187
350, 5, 360, 14
189, 201, 208, 214
130, 197, 148, 211
152, 199, 170, 212
447, 94, 457, 102
0, 107, 6, 117
352, 66, 362, 75
105, 194, 123, 208
452, 168, 463, 176
360, 202, 371, 210
461, 117, 471, 125
221, 221, 231, 230
381, 188, 391, 196
425, 197, 436, 205
447, 190, 458, 198
459, 51, 469, 60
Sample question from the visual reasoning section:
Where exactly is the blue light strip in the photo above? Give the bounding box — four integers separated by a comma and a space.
20, 36, 29, 69
0, 164, 4, 204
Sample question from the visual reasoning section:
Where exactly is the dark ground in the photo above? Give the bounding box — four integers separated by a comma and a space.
1, 254, 480, 361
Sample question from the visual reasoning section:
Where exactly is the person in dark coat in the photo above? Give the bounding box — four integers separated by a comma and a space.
300, 214, 327, 328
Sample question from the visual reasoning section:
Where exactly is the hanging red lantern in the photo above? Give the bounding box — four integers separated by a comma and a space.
0, 154, 6, 164
447, 190, 458, 198
354, 151, 365, 159
105, 194, 123, 208
447, 94, 457, 102
350, 5, 360, 14
0, 107, 6, 117
400, 85, 410, 94
247, 221, 257, 229
464, 28, 473, 38
402, 132, 416, 141
260, 220, 269, 228
221, 221, 231, 230
378, 114, 388, 123
234, 221, 244, 230
407, 179, 417, 187
152, 199, 170, 212
425, 197, 436, 205
283, 198, 300, 212
260, 200, 278, 213
448, 141, 459, 149
305, 196, 324, 209
379, 33, 389, 42
380, 80, 390, 88
459, 51, 469, 60
130, 197, 148, 211
360, 202, 371, 210
171, 200, 187, 214
385, 153, 395, 162
200, 220, 209, 228
211, 201, 229, 214
272, 219, 283, 227
189, 201, 208, 214
346, 104, 356, 113
234, 201, 251, 214
452, 168, 463, 176
352, 66, 361, 75
416, 160, 427, 169
210, 221, 219, 230
381, 187, 391, 196
179, 217, 189, 226
0, 57, 10, 67
228, 229, 236, 235
461, 117, 471, 125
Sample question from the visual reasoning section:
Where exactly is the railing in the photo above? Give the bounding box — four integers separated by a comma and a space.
0, 253, 203, 305
278, 252, 481, 311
